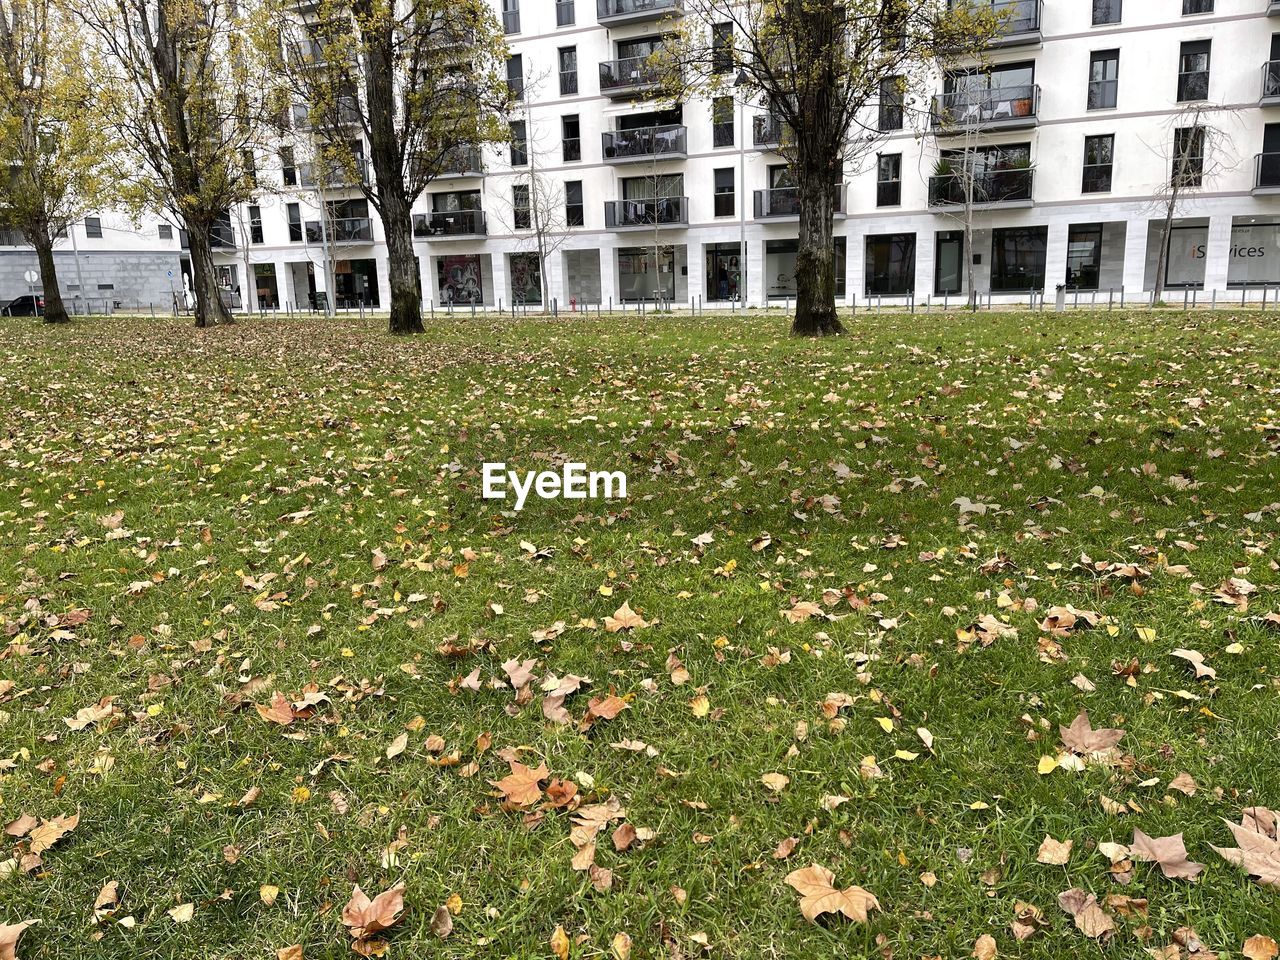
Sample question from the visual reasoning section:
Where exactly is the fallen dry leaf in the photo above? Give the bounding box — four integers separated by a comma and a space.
0, 921, 38, 960
1057, 888, 1114, 939
1171, 648, 1216, 680
342, 883, 405, 951
1212, 806, 1280, 888
603, 602, 649, 633
1059, 710, 1124, 754
1244, 935, 1279, 960
1036, 835, 1073, 865
972, 933, 998, 960
784, 864, 880, 923
28, 813, 79, 855
430, 905, 453, 940
1130, 829, 1204, 880
491, 760, 548, 808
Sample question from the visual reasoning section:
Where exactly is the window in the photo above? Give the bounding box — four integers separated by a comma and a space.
249, 205, 264, 244
242, 149, 257, 187
281, 147, 297, 187
158, 224, 173, 240
565, 180, 583, 226
562, 115, 581, 162
1088, 50, 1118, 109
507, 55, 524, 100
84, 217, 102, 239
502, 0, 519, 33
556, 0, 574, 25
1177, 40, 1210, 102
865, 233, 915, 295
559, 47, 577, 95
877, 153, 902, 206
513, 184, 531, 229
712, 97, 734, 147
287, 203, 302, 242
990, 226, 1048, 291
510, 121, 528, 166
712, 22, 733, 73
1092, 0, 1120, 23
713, 167, 734, 216
1065, 223, 1103, 290
1182, 0, 1212, 13
1173, 126, 1205, 187
1082, 134, 1114, 192
879, 77, 903, 131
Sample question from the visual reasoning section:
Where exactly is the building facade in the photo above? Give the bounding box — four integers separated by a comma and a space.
6, 0, 1280, 311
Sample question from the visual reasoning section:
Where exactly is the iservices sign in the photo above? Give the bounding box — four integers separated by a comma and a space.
1188, 243, 1267, 259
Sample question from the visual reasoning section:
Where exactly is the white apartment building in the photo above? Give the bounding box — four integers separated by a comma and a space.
7, 0, 1280, 311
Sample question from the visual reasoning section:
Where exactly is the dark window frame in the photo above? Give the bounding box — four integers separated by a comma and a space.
713, 167, 734, 217
249, 204, 264, 244
712, 96, 734, 147
711, 22, 733, 73
1177, 40, 1210, 102
1082, 133, 1114, 193
84, 217, 103, 239
1092, 0, 1120, 24
562, 115, 581, 162
879, 77, 904, 132
565, 180, 584, 226
876, 153, 902, 207
559, 46, 578, 96
510, 121, 528, 166
513, 183, 531, 229
1087, 49, 1119, 110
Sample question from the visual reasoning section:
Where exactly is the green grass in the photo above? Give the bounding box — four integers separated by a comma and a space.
1, 310, 1279, 959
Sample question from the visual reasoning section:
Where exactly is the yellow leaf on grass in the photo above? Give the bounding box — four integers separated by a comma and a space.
550, 924, 571, 960
1037, 755, 1058, 775
1136, 626, 1157, 642
875, 717, 894, 733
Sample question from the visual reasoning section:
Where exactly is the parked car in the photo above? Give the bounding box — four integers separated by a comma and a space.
1, 295, 45, 316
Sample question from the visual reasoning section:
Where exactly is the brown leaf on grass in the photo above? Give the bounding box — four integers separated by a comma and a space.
92, 881, 120, 923
1171, 648, 1216, 680
612, 822, 637, 852
1244, 935, 1279, 960
1010, 902, 1047, 941
430, 905, 453, 940
1057, 888, 1115, 940
784, 864, 881, 923
550, 925, 570, 960
1059, 710, 1125, 754
1168, 772, 1198, 796
64, 697, 121, 731
28, 813, 79, 855
255, 692, 295, 726
0, 920, 38, 960
782, 600, 824, 624
971, 934, 998, 960
1039, 605, 1101, 637
276, 947, 304, 960
603, 602, 649, 633
491, 761, 548, 808
501, 658, 538, 690
774, 837, 800, 859
4, 814, 35, 838
1131, 829, 1204, 880
385, 733, 408, 760
1036, 836, 1073, 865
1211, 806, 1280, 888
580, 695, 628, 731
341, 883, 405, 949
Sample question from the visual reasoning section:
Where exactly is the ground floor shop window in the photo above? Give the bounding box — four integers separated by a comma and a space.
254, 263, 278, 309
510, 253, 542, 305
865, 233, 915, 295
333, 258, 379, 307
618, 246, 676, 301
706, 243, 743, 301
438, 254, 485, 304
990, 226, 1047, 292
1226, 219, 1280, 287
765, 239, 798, 299
935, 230, 963, 296
1065, 223, 1102, 290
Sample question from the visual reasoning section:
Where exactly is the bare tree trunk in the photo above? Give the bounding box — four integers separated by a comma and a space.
383, 193, 423, 333
1152, 191, 1179, 306
792, 175, 842, 336
185, 224, 232, 328
31, 226, 69, 324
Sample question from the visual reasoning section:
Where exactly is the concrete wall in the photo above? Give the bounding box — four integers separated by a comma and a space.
0, 248, 183, 310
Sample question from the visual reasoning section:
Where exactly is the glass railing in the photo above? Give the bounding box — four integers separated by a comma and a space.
752, 185, 845, 218
927, 168, 1034, 205
424, 209, 487, 236
304, 217, 373, 243
599, 55, 663, 92
603, 197, 688, 227
1262, 60, 1280, 98
931, 83, 1039, 127
596, 0, 681, 22
601, 124, 687, 160
753, 114, 785, 146
1255, 152, 1280, 188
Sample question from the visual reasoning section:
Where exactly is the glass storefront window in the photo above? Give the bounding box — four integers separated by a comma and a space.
990, 226, 1047, 292
618, 246, 675, 301
1065, 223, 1103, 290
510, 253, 542, 304
706, 243, 743, 301
865, 233, 916, 295
438, 254, 485, 304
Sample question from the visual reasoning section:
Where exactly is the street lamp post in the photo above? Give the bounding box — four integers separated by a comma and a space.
733, 69, 748, 307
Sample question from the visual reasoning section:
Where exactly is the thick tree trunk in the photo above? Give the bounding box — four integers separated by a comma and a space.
185, 224, 232, 328
792, 175, 843, 336
382, 193, 423, 334
32, 227, 69, 324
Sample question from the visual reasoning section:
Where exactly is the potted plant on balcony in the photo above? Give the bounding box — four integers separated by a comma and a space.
1011, 94, 1034, 118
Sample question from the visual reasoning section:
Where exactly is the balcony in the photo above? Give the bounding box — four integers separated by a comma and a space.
1271, 0, 1280, 15
304, 217, 373, 244
752, 185, 846, 219
210, 223, 237, 249
602, 124, 687, 163
0, 228, 25, 246
931, 84, 1039, 134
928, 168, 1034, 208
299, 159, 369, 189
753, 114, 786, 149
438, 146, 484, 178
603, 197, 688, 228
1254, 153, 1280, 194
596, 0, 681, 25
977, 0, 1042, 48
599, 56, 664, 99
415, 209, 487, 238
1263, 61, 1280, 106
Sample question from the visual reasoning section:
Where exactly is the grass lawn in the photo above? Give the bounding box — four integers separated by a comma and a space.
1, 309, 1279, 959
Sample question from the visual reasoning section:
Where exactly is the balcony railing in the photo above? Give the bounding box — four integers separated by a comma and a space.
596, 0, 682, 25
305, 217, 373, 244
1271, 0, 1280, 16
954, 0, 1042, 46
439, 145, 484, 177
502, 9, 520, 32
0, 228, 25, 246
1262, 61, 1280, 104
752, 185, 846, 218
753, 114, 786, 147
599, 55, 664, 98
602, 124, 687, 163
416, 209, 487, 237
299, 158, 369, 189
1254, 152, 1280, 193
603, 196, 688, 227
210, 223, 236, 248
931, 83, 1039, 132
927, 168, 1034, 206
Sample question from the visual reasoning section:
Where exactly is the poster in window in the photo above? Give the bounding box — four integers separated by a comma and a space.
438, 254, 484, 304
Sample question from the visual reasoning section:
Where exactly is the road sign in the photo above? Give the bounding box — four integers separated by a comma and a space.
167, 270, 174, 278
22, 270, 38, 284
